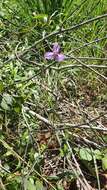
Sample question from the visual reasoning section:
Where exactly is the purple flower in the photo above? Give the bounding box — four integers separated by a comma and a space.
44, 43, 65, 62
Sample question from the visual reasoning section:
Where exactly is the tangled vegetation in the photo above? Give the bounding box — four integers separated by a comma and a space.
0, 0, 107, 189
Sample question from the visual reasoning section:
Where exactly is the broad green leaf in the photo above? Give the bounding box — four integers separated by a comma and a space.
1, 99, 9, 110
57, 184, 64, 190
4, 150, 13, 157
102, 155, 107, 170
27, 180, 36, 190
94, 149, 102, 160
35, 180, 44, 190
3, 93, 13, 105
79, 148, 92, 161
47, 175, 60, 181
1, 93, 13, 110
14, 106, 21, 113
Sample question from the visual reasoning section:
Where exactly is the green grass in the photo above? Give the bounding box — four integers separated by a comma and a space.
0, 0, 107, 189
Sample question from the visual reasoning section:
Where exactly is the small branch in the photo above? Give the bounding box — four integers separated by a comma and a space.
71, 133, 102, 148
93, 153, 101, 190
0, 178, 6, 190
3, 14, 107, 64
62, 131, 91, 190
18, 57, 42, 67
27, 108, 107, 132
69, 55, 107, 81
67, 158, 88, 189
3, 36, 107, 68
35, 80, 57, 97
15, 42, 41, 67
0, 165, 10, 174
52, 64, 107, 70
16, 61, 55, 83
61, 14, 107, 34
22, 106, 39, 149
66, 56, 107, 61
38, 124, 107, 132
0, 138, 56, 190
20, 13, 107, 56
28, 110, 53, 127
68, 36, 107, 54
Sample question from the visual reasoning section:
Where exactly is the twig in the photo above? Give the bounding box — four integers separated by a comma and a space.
0, 14, 18, 27
2, 36, 107, 69
62, 131, 91, 190
28, 110, 53, 127
0, 138, 56, 190
55, 124, 107, 132
16, 61, 55, 83
21, 139, 30, 190
68, 36, 107, 54
61, 0, 87, 26
22, 106, 39, 149
35, 80, 57, 97
69, 55, 107, 81
3, 14, 107, 65
70, 133, 102, 148
15, 42, 41, 67
0, 178, 6, 190
46, 108, 107, 134
51, 64, 107, 70
0, 165, 10, 173
66, 56, 107, 61
19, 13, 107, 57
27, 108, 107, 132
67, 158, 88, 190
93, 153, 101, 190
21, 58, 42, 66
